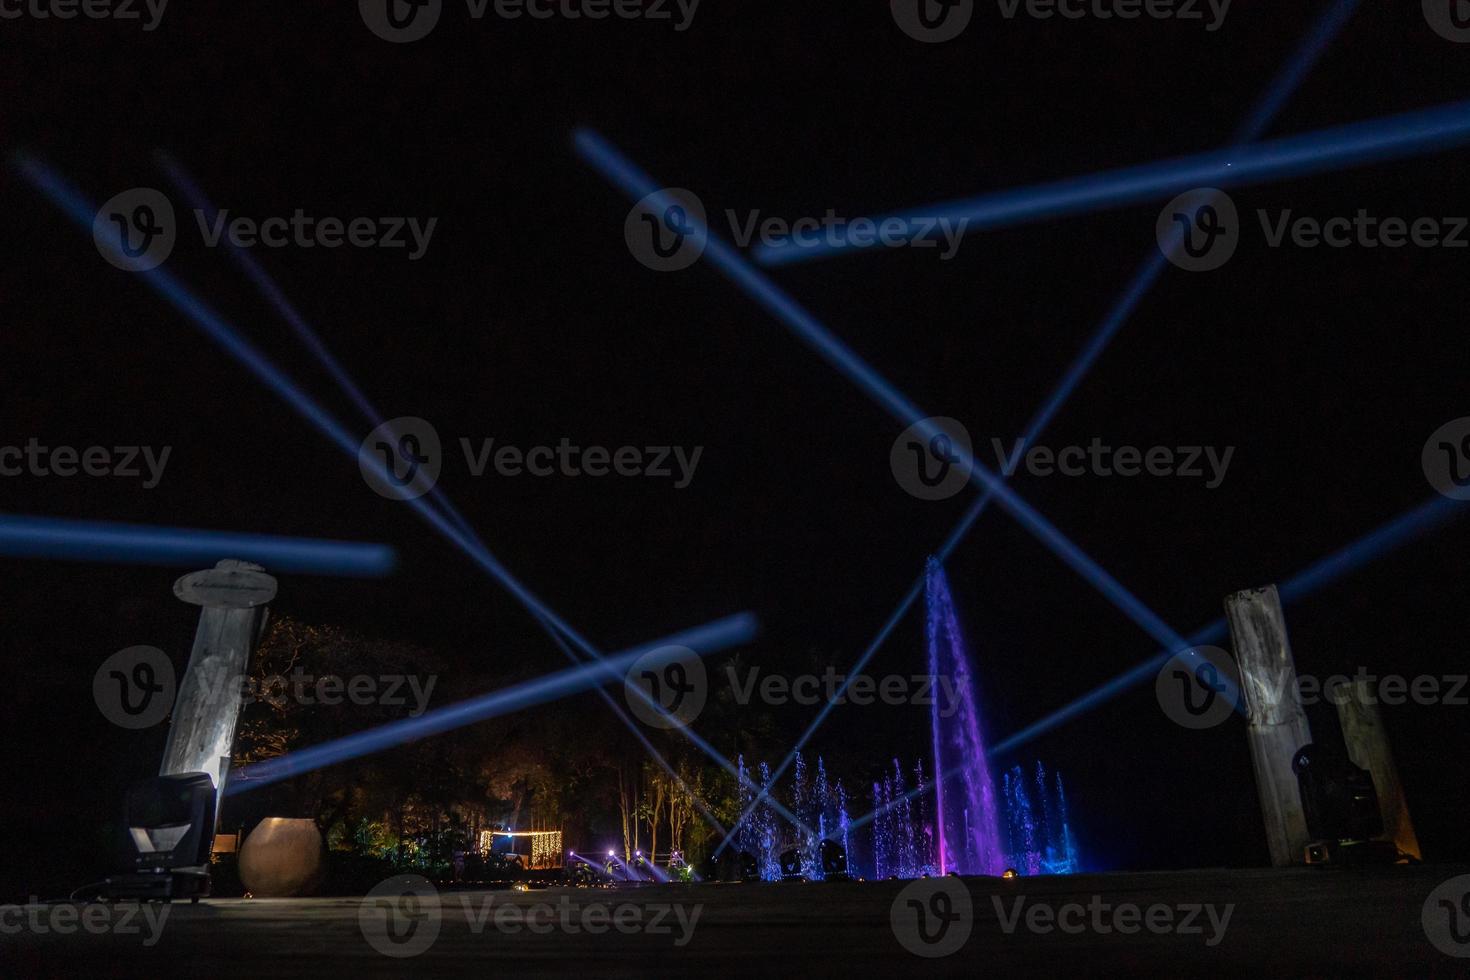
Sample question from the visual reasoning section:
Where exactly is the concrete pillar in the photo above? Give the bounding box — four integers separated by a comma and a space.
1224, 585, 1313, 867
1331, 677, 1422, 859
160, 560, 277, 812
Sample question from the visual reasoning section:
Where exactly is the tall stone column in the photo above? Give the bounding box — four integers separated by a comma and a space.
160, 559, 277, 813
1224, 585, 1313, 867
1331, 677, 1422, 859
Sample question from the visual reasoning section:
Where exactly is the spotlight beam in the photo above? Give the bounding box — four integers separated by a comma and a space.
17, 155, 624, 670
226, 613, 758, 791
854, 495, 1468, 832
18, 158, 796, 833
708, 0, 1363, 854
575, 131, 1189, 656
0, 512, 396, 577
755, 95, 1470, 265
154, 156, 772, 839
156, 151, 481, 546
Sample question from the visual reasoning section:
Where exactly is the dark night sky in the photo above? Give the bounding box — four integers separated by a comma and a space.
2, 1, 1469, 899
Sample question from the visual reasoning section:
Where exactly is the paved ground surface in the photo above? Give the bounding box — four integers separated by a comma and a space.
2, 865, 1467, 977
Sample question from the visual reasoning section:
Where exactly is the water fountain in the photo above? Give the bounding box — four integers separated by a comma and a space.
728, 559, 1079, 880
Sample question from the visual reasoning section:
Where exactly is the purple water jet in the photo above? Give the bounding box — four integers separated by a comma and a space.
925, 558, 1006, 875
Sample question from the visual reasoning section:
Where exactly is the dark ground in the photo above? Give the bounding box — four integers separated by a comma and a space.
2, 866, 1468, 978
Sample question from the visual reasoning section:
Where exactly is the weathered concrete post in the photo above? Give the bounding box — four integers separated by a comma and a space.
160, 559, 277, 813
1224, 585, 1313, 867
1330, 677, 1422, 859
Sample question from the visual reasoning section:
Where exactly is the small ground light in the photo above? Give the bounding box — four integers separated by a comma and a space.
1002, 868, 1019, 879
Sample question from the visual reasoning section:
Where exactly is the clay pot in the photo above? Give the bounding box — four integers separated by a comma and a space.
238, 818, 325, 897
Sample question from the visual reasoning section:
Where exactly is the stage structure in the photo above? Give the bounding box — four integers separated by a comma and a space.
479, 829, 565, 870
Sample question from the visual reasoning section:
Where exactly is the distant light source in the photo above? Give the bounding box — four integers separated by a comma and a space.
1002, 868, 1019, 879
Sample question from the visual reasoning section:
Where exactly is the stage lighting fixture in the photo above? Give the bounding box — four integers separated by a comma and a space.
1292, 742, 1393, 865
100, 773, 217, 902
571, 859, 599, 887
779, 848, 804, 881
1002, 868, 1019, 880
819, 839, 848, 880
738, 851, 759, 882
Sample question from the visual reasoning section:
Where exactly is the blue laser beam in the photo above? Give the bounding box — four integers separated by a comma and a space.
540, 613, 735, 839
755, 96, 1470, 265
226, 613, 757, 792
16, 154, 622, 664
0, 512, 396, 577
576, 132, 1217, 856
575, 132, 1188, 657
714, 0, 1362, 852
858, 494, 1468, 828
47, 156, 798, 839
157, 151, 482, 548
155, 156, 781, 837
853, 492, 1467, 831
990, 493, 1467, 757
